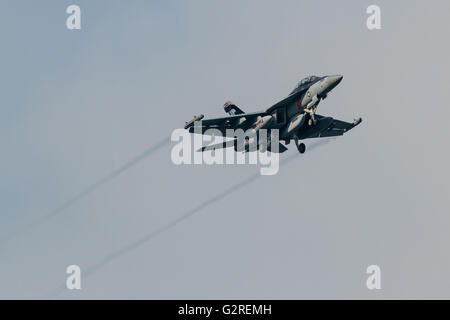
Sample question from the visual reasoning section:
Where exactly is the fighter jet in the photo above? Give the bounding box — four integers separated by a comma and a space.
184, 75, 362, 154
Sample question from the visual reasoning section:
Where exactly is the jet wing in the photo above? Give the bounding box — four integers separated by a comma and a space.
185, 111, 268, 137
305, 115, 362, 138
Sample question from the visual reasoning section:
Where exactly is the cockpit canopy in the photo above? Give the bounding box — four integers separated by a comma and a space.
298, 75, 319, 87
290, 75, 320, 95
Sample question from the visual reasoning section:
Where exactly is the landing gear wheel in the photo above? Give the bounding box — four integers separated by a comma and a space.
308, 118, 318, 126
297, 142, 306, 154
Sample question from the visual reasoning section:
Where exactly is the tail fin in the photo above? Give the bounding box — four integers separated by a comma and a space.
223, 101, 245, 116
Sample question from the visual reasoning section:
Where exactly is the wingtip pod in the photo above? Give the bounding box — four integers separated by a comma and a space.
184, 114, 204, 129
353, 117, 362, 126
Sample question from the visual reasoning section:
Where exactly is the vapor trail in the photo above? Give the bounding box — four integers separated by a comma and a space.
48, 139, 331, 298
1, 137, 169, 244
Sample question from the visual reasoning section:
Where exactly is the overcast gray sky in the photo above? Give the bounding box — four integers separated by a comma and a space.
1, 0, 450, 299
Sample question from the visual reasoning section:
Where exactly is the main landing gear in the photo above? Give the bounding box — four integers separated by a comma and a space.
294, 139, 306, 154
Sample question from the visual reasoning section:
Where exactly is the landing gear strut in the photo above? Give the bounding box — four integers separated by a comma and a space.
294, 139, 306, 154
305, 107, 318, 126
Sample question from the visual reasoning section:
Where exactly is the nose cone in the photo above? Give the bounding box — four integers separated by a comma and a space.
326, 74, 343, 92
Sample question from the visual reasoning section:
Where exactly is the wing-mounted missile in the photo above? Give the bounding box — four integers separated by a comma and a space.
341, 117, 362, 132
342, 117, 362, 132
184, 114, 204, 129
232, 115, 274, 152
353, 117, 362, 126
250, 115, 274, 131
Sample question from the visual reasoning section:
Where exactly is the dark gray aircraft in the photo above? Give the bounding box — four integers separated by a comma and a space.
184, 75, 362, 154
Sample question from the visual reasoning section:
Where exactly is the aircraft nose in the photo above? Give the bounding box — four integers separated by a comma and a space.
327, 74, 343, 89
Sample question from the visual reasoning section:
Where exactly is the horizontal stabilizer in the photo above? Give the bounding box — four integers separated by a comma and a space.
268, 143, 288, 153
